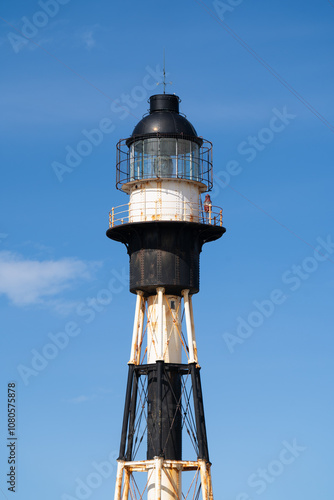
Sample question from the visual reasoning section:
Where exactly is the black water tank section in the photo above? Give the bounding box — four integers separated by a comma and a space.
129, 223, 200, 295
106, 221, 225, 296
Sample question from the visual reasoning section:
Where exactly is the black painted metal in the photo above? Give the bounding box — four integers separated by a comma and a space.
147, 363, 182, 460
134, 363, 190, 376
117, 362, 210, 464
156, 360, 163, 457
126, 94, 199, 146
106, 221, 225, 296
119, 364, 135, 460
149, 94, 180, 113
190, 362, 209, 461
125, 369, 138, 461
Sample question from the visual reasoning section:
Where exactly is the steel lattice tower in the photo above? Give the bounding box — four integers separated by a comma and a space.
107, 93, 226, 500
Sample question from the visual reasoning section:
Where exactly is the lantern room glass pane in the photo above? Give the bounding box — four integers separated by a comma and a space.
130, 140, 144, 180
192, 142, 200, 181
130, 137, 200, 181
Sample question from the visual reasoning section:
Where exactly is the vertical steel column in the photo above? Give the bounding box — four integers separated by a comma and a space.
125, 369, 138, 461
182, 289, 198, 364
188, 294, 198, 363
155, 456, 163, 500
207, 465, 214, 500
195, 368, 209, 460
156, 360, 164, 457
121, 468, 130, 500
136, 297, 145, 365
199, 459, 213, 500
190, 363, 209, 461
129, 291, 144, 364
114, 460, 124, 500
157, 287, 165, 360
119, 364, 134, 460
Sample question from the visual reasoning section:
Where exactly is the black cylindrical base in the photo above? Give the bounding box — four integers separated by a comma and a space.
107, 221, 225, 296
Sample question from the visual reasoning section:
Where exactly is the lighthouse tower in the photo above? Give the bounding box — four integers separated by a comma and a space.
107, 92, 225, 500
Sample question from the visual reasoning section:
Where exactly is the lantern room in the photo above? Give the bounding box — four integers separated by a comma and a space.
116, 94, 213, 192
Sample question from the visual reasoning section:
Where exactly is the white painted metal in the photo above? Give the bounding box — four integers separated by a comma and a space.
199, 460, 213, 500
121, 468, 130, 500
147, 292, 182, 364
119, 459, 200, 471
147, 463, 181, 500
128, 179, 204, 223
114, 461, 124, 500
113, 459, 213, 500
188, 293, 198, 364
182, 290, 198, 364
155, 456, 162, 500
136, 297, 145, 364
129, 291, 144, 364
157, 287, 164, 360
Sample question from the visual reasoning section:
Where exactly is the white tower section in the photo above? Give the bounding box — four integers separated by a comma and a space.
129, 179, 202, 224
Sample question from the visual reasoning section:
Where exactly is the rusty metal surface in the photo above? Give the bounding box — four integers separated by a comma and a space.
121, 459, 203, 472
116, 458, 213, 499
121, 468, 130, 500
199, 460, 213, 500
114, 460, 125, 500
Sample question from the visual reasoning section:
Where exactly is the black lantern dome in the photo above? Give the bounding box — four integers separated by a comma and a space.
126, 94, 200, 144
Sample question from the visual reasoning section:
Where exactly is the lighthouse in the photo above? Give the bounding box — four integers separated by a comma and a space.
107, 92, 226, 500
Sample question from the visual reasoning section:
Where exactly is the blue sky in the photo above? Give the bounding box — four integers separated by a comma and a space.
0, 0, 333, 498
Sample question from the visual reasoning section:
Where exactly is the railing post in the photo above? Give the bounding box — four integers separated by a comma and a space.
183, 200, 186, 221
176, 141, 178, 178
109, 212, 111, 228
209, 205, 212, 225
220, 209, 222, 227
112, 207, 115, 227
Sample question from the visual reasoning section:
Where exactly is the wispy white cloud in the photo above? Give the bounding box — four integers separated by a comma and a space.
67, 388, 114, 404
74, 24, 101, 50
2, 17, 99, 55
43, 298, 83, 317
67, 395, 93, 404
0, 251, 99, 307
97, 387, 114, 395
81, 29, 96, 49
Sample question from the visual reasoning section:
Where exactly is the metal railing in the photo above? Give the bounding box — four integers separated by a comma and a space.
115, 135, 213, 191
108, 201, 223, 228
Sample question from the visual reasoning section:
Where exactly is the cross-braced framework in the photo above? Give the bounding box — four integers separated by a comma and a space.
115, 459, 213, 500
114, 289, 214, 500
